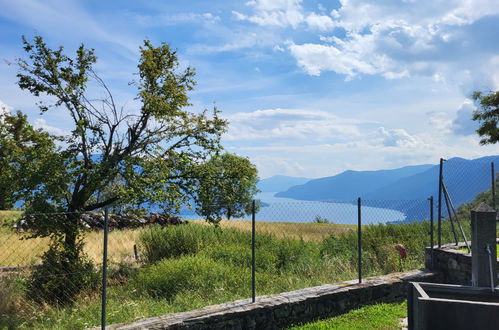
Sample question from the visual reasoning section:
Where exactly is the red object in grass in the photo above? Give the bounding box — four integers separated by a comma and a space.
394, 244, 407, 259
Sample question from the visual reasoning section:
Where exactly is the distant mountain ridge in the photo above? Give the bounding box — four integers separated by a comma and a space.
257, 175, 311, 192
275, 164, 434, 200
274, 155, 499, 221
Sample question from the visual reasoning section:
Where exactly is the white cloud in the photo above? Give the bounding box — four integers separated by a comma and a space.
232, 0, 304, 28
0, 99, 12, 115
451, 100, 479, 136
233, 0, 335, 30
133, 12, 220, 27
376, 127, 423, 148
33, 118, 69, 136
305, 13, 334, 31
224, 108, 364, 141
266, 0, 499, 83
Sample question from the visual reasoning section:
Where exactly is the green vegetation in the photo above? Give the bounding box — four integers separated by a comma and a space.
1, 220, 429, 329
289, 301, 407, 330
3, 35, 259, 306
472, 90, 499, 145
194, 153, 259, 224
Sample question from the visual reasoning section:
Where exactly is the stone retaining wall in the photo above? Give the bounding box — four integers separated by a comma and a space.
98, 270, 436, 330
424, 239, 499, 285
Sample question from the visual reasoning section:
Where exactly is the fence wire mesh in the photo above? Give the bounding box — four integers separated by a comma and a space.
439, 159, 497, 247
5, 181, 497, 329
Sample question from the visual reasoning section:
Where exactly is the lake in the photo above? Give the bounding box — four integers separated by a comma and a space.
180, 192, 406, 225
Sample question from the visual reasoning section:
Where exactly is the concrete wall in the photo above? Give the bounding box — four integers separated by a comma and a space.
100, 270, 436, 330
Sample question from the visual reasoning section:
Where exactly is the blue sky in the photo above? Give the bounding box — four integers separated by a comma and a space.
1, 0, 498, 178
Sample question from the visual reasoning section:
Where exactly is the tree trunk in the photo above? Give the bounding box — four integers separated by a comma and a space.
0, 192, 12, 210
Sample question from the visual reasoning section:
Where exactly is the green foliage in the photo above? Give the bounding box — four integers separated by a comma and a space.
15, 34, 227, 226
132, 255, 248, 300
321, 221, 433, 275
313, 215, 330, 224
138, 224, 214, 263
194, 153, 259, 224
201, 243, 278, 272
472, 90, 499, 145
14, 35, 231, 305
27, 241, 98, 306
0, 110, 59, 210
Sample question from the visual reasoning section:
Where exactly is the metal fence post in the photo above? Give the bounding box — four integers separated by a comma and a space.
429, 196, 434, 270
101, 208, 109, 330
357, 197, 362, 284
251, 200, 256, 303
437, 158, 445, 247
492, 162, 496, 210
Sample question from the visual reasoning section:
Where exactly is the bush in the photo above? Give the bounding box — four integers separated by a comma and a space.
27, 243, 99, 306
132, 255, 248, 300
138, 224, 253, 264
201, 243, 278, 272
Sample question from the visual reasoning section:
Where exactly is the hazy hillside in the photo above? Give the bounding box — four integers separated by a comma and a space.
257, 175, 311, 192
364, 156, 499, 206
275, 164, 434, 201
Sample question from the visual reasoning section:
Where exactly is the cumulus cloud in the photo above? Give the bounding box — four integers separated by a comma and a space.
377, 127, 423, 148
233, 0, 335, 30
277, 0, 499, 82
233, 0, 304, 28
33, 118, 69, 136
0, 99, 12, 115
451, 100, 479, 136
224, 108, 364, 141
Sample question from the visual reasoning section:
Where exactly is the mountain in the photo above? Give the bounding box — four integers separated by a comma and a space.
364, 156, 499, 206
275, 155, 498, 222
275, 164, 434, 200
257, 175, 311, 192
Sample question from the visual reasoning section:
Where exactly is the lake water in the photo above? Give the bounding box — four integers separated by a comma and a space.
180, 192, 406, 225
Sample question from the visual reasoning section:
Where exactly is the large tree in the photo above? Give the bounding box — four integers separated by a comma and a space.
472, 90, 499, 144
0, 110, 59, 210
194, 153, 259, 224
14, 35, 228, 303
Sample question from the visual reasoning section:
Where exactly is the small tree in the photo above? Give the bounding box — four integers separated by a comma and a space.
14, 35, 227, 304
472, 90, 499, 145
195, 153, 259, 224
0, 110, 59, 210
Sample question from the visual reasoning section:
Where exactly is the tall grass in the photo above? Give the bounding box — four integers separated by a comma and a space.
1, 219, 436, 329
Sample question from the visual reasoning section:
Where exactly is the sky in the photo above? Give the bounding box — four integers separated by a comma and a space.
0, 0, 498, 179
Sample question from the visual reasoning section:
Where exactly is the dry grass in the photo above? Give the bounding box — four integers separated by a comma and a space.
1, 209, 355, 267
192, 219, 355, 242
0, 229, 143, 267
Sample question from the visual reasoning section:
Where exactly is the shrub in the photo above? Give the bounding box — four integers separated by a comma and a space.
132, 255, 248, 300
138, 223, 253, 264
201, 243, 278, 272
313, 215, 329, 224
27, 243, 99, 306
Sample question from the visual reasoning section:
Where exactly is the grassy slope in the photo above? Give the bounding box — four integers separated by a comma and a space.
1, 214, 424, 329
290, 302, 407, 330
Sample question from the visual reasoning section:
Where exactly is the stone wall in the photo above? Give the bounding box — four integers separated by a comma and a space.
99, 270, 436, 330
424, 239, 499, 285
425, 244, 472, 285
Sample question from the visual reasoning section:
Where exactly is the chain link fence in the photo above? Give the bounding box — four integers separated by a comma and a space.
438, 159, 497, 247
0, 159, 496, 328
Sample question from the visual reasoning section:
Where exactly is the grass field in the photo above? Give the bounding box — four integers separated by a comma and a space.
1, 210, 430, 329
289, 301, 407, 330
192, 219, 356, 242
1, 211, 355, 267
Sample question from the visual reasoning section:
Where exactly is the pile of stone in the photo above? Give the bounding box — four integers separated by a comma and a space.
81, 212, 187, 230
11, 212, 187, 232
